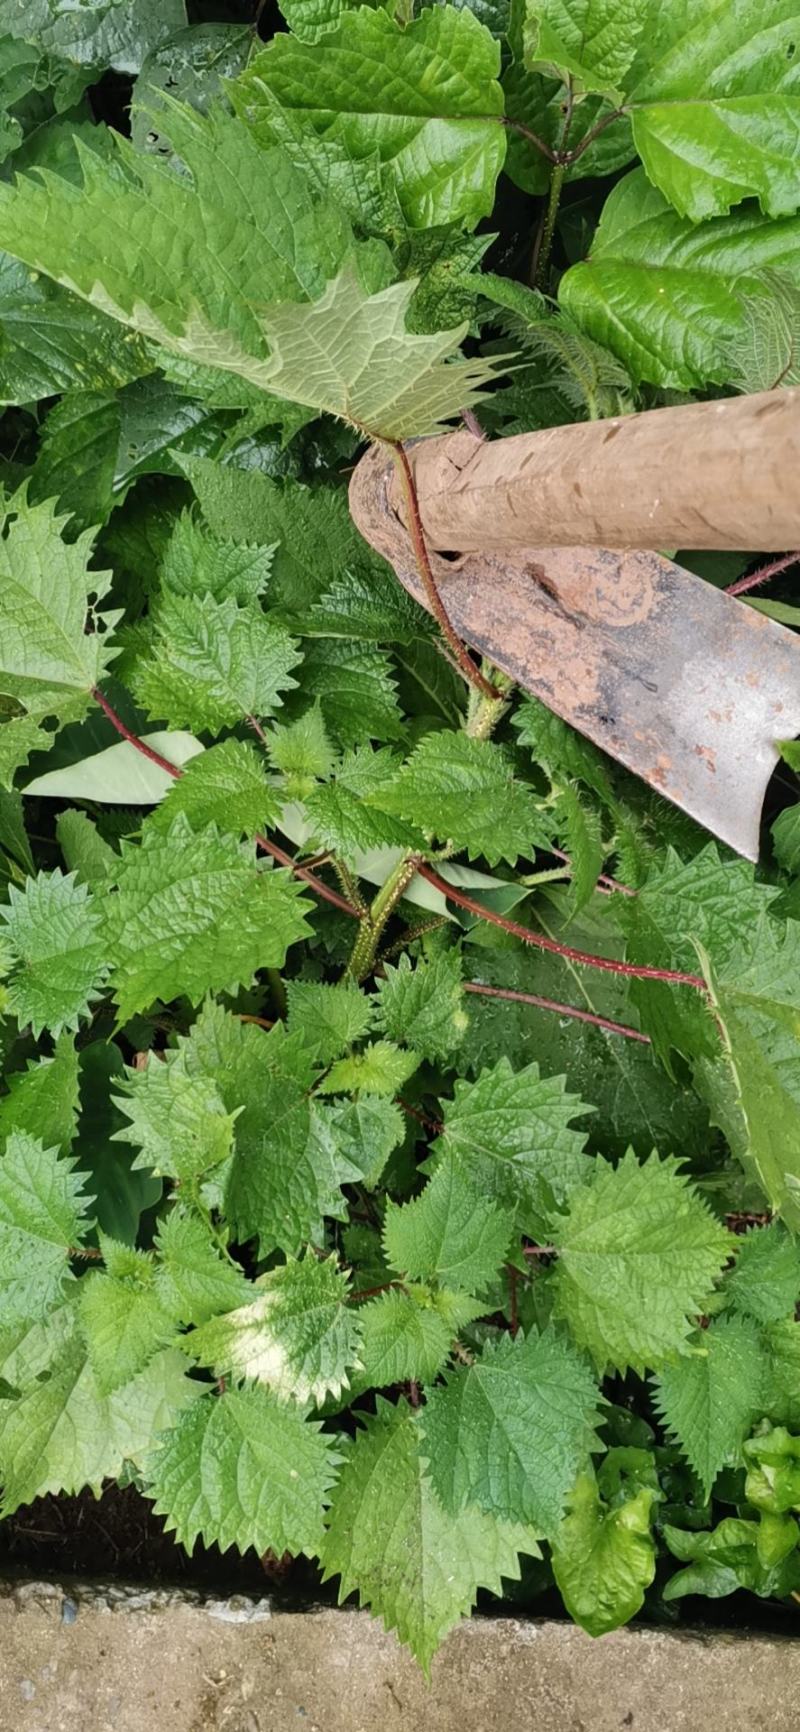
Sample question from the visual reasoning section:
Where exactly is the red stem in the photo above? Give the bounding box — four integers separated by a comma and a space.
726, 551, 800, 598
418, 862, 706, 988
91, 687, 361, 919
464, 980, 651, 1043
548, 845, 636, 898
390, 442, 501, 701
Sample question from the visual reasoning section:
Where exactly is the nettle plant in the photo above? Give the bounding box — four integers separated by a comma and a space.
2, 0, 800, 1670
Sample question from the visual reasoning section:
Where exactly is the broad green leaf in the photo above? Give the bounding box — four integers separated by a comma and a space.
56, 810, 116, 888
696, 924, 800, 1228
131, 24, 253, 160
625, 0, 800, 223
308, 562, 429, 644
654, 1317, 766, 1498
0, 1308, 198, 1515
297, 640, 404, 747
268, 705, 336, 797
154, 1207, 251, 1327
0, 1130, 91, 1326
145, 1385, 336, 1558
319, 1039, 420, 1097
435, 1056, 592, 1232
0, 0, 188, 75
523, 0, 648, 98
552, 1150, 732, 1373
305, 746, 422, 860
376, 952, 468, 1062
560, 169, 800, 387
131, 591, 301, 733
255, 268, 497, 440
0, 1034, 79, 1155
278, 0, 384, 43
372, 732, 548, 867
321, 1398, 537, 1672
773, 801, 800, 874
100, 817, 312, 1022
115, 1055, 239, 1186
0, 252, 149, 408
189, 1254, 362, 1404
31, 390, 121, 533
24, 729, 203, 804
0, 485, 119, 721
744, 1426, 800, 1514
422, 1329, 601, 1531
550, 1472, 657, 1635
324, 1094, 404, 1189
146, 739, 279, 840
384, 1155, 514, 1295
663, 1514, 800, 1602
79, 1237, 180, 1395
0, 103, 361, 393
236, 7, 505, 229
286, 979, 375, 1065
75, 1042, 162, 1247
727, 1224, 800, 1324
725, 269, 800, 391
0, 869, 106, 1036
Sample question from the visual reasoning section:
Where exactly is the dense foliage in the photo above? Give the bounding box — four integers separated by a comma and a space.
1, 0, 800, 1670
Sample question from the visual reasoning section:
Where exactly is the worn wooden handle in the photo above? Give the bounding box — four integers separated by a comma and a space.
393, 388, 800, 553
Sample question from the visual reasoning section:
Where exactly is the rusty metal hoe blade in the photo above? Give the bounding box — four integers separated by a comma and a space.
349, 437, 800, 862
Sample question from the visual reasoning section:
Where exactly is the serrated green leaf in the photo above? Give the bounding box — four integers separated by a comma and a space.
305, 746, 422, 860
320, 1039, 420, 1097
31, 389, 120, 534
300, 639, 403, 745
255, 267, 497, 440
189, 1254, 362, 1405
654, 1316, 766, 1499
422, 1328, 600, 1531
0, 484, 119, 717
160, 509, 275, 605
324, 1094, 404, 1189
552, 1150, 732, 1373
0, 250, 149, 408
268, 704, 336, 796
286, 979, 375, 1065
550, 1471, 657, 1636
725, 269, 800, 392
351, 1287, 455, 1389
372, 732, 547, 867
0, 0, 188, 76
435, 1056, 592, 1232
114, 1053, 239, 1186
727, 1224, 800, 1324
147, 739, 279, 839
523, 0, 648, 98
154, 1207, 251, 1327
0, 1305, 198, 1516
132, 592, 301, 733
145, 1385, 336, 1558
0, 869, 106, 1036
79, 1238, 180, 1395
100, 817, 311, 1022
0, 1130, 91, 1326
376, 951, 467, 1062
384, 1155, 513, 1295
56, 810, 116, 887
321, 1398, 536, 1672
560, 169, 800, 388
236, 8, 505, 230
0, 1034, 79, 1155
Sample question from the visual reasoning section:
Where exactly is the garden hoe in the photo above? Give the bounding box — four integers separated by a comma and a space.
349, 387, 800, 861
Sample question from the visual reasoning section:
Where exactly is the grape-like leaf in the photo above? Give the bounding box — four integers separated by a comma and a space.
145, 1385, 336, 1558
524, 0, 648, 98
552, 1150, 732, 1373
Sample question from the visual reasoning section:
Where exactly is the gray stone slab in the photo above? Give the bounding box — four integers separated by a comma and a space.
0, 1577, 795, 1732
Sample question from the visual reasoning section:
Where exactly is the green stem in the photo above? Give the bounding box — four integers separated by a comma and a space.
534, 158, 566, 290
345, 854, 423, 983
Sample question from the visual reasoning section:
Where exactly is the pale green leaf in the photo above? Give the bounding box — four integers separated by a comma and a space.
727, 1224, 800, 1324
23, 730, 203, 803
550, 1472, 657, 1636
0, 869, 106, 1036
154, 1207, 251, 1327
351, 1287, 455, 1390
145, 1385, 336, 1558
236, 7, 505, 229
189, 1253, 362, 1404
286, 979, 375, 1065
79, 1237, 180, 1395
114, 1055, 239, 1186
524, 0, 648, 97
0, 485, 119, 715
268, 704, 336, 797
654, 1316, 766, 1497
376, 952, 467, 1062
0, 1130, 91, 1326
100, 817, 312, 1022
422, 1329, 601, 1531
552, 1150, 733, 1373
0, 1034, 79, 1155
159, 509, 275, 605
384, 1155, 514, 1295
320, 1039, 420, 1097
321, 1398, 536, 1673
131, 592, 301, 733
147, 739, 280, 839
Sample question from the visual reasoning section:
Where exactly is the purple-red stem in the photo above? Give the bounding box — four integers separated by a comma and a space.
548, 845, 636, 898
418, 862, 706, 989
726, 550, 800, 598
464, 980, 651, 1043
91, 688, 362, 918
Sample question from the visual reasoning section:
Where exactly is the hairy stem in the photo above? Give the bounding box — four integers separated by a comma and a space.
346, 853, 423, 982
534, 158, 566, 290
463, 980, 650, 1042
388, 441, 501, 701
726, 550, 800, 598
418, 862, 706, 988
